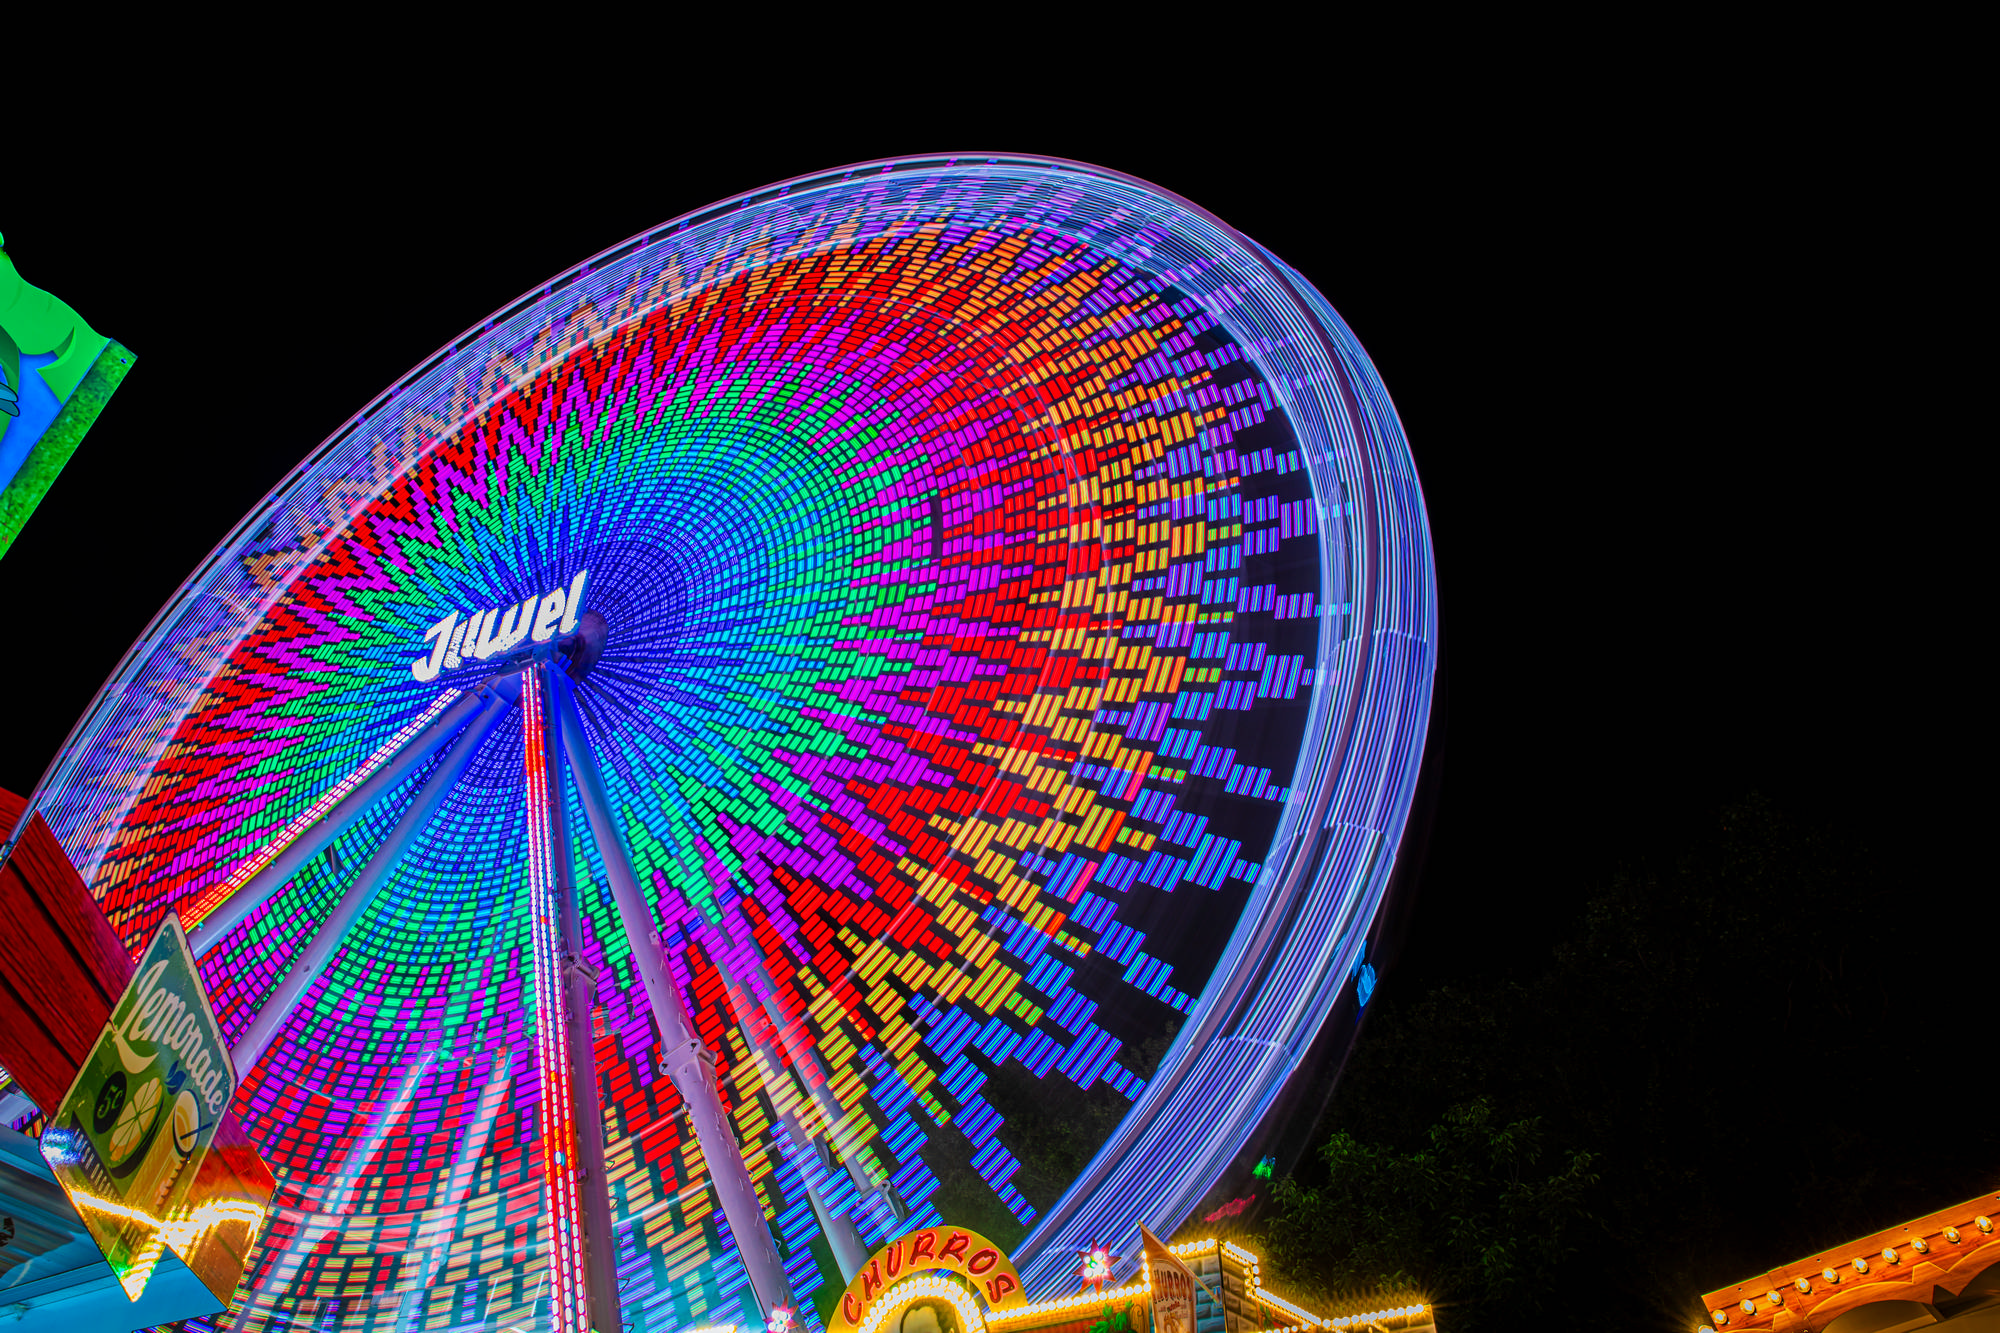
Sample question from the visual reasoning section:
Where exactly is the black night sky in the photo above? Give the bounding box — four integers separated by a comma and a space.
2, 65, 1979, 1328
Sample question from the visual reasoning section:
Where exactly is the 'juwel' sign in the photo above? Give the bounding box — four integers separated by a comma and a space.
412, 569, 590, 681
39, 916, 236, 1299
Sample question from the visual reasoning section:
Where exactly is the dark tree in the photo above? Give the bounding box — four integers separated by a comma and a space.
1266, 1098, 1597, 1321
1259, 797, 2000, 1330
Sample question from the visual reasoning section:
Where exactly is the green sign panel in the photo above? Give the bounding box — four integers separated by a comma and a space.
1, 235, 133, 560
39, 916, 237, 1299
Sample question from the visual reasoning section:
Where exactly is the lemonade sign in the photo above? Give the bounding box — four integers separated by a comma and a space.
40, 915, 236, 1298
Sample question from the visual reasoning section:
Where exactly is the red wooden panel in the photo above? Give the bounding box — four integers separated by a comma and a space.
1, 789, 271, 1188
1, 788, 128, 1111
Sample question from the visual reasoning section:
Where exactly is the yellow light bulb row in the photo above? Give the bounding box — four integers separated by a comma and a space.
857, 1275, 989, 1333
1255, 1290, 1321, 1324
1323, 1306, 1428, 1330
1147, 1236, 1427, 1330
989, 1281, 1150, 1323
1706, 1215, 2000, 1325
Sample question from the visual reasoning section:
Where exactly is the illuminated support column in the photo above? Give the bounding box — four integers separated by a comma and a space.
537, 663, 621, 1333
720, 930, 908, 1226
521, 668, 595, 1333
229, 687, 517, 1076
188, 675, 521, 954
773, 1006, 905, 1222
553, 672, 797, 1320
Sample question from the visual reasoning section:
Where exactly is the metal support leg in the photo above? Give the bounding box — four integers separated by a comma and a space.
706, 936, 878, 1279
189, 675, 522, 954
705, 939, 873, 1286
229, 687, 517, 1076
807, 1175, 871, 1283
539, 664, 621, 1333
553, 672, 798, 1320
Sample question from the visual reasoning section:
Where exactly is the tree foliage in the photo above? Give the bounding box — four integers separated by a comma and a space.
1266, 1099, 1596, 1322
1262, 797, 1998, 1330
1087, 1301, 1135, 1333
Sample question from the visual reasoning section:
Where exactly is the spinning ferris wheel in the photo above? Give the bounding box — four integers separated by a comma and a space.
15, 157, 1435, 1333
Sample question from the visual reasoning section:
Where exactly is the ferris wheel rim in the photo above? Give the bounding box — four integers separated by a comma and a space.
17, 159, 1437, 1316
4, 153, 1275, 872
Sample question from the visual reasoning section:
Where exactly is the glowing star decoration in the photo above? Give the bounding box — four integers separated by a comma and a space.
1078, 1245, 1115, 1295
766, 1305, 798, 1333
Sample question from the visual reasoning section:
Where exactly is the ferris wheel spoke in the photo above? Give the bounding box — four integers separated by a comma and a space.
187, 674, 524, 957
552, 667, 799, 1320
706, 931, 882, 1281
228, 681, 523, 1078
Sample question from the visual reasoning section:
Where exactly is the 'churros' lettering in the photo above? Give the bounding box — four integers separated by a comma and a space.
833, 1227, 1023, 1331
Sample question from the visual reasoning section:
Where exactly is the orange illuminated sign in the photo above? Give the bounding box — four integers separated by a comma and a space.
829, 1226, 1028, 1333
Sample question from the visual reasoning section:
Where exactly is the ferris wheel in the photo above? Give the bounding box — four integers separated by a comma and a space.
17, 157, 1436, 1333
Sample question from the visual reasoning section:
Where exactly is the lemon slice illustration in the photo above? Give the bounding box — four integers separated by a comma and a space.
108, 1074, 162, 1166
170, 1089, 201, 1158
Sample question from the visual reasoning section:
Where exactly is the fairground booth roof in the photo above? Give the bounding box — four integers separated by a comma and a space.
1699, 1190, 2000, 1332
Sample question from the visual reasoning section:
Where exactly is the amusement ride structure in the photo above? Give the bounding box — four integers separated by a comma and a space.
6, 157, 1437, 1333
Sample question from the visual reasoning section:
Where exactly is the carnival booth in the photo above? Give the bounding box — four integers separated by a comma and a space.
1699, 1192, 2000, 1331
811, 1226, 1435, 1333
